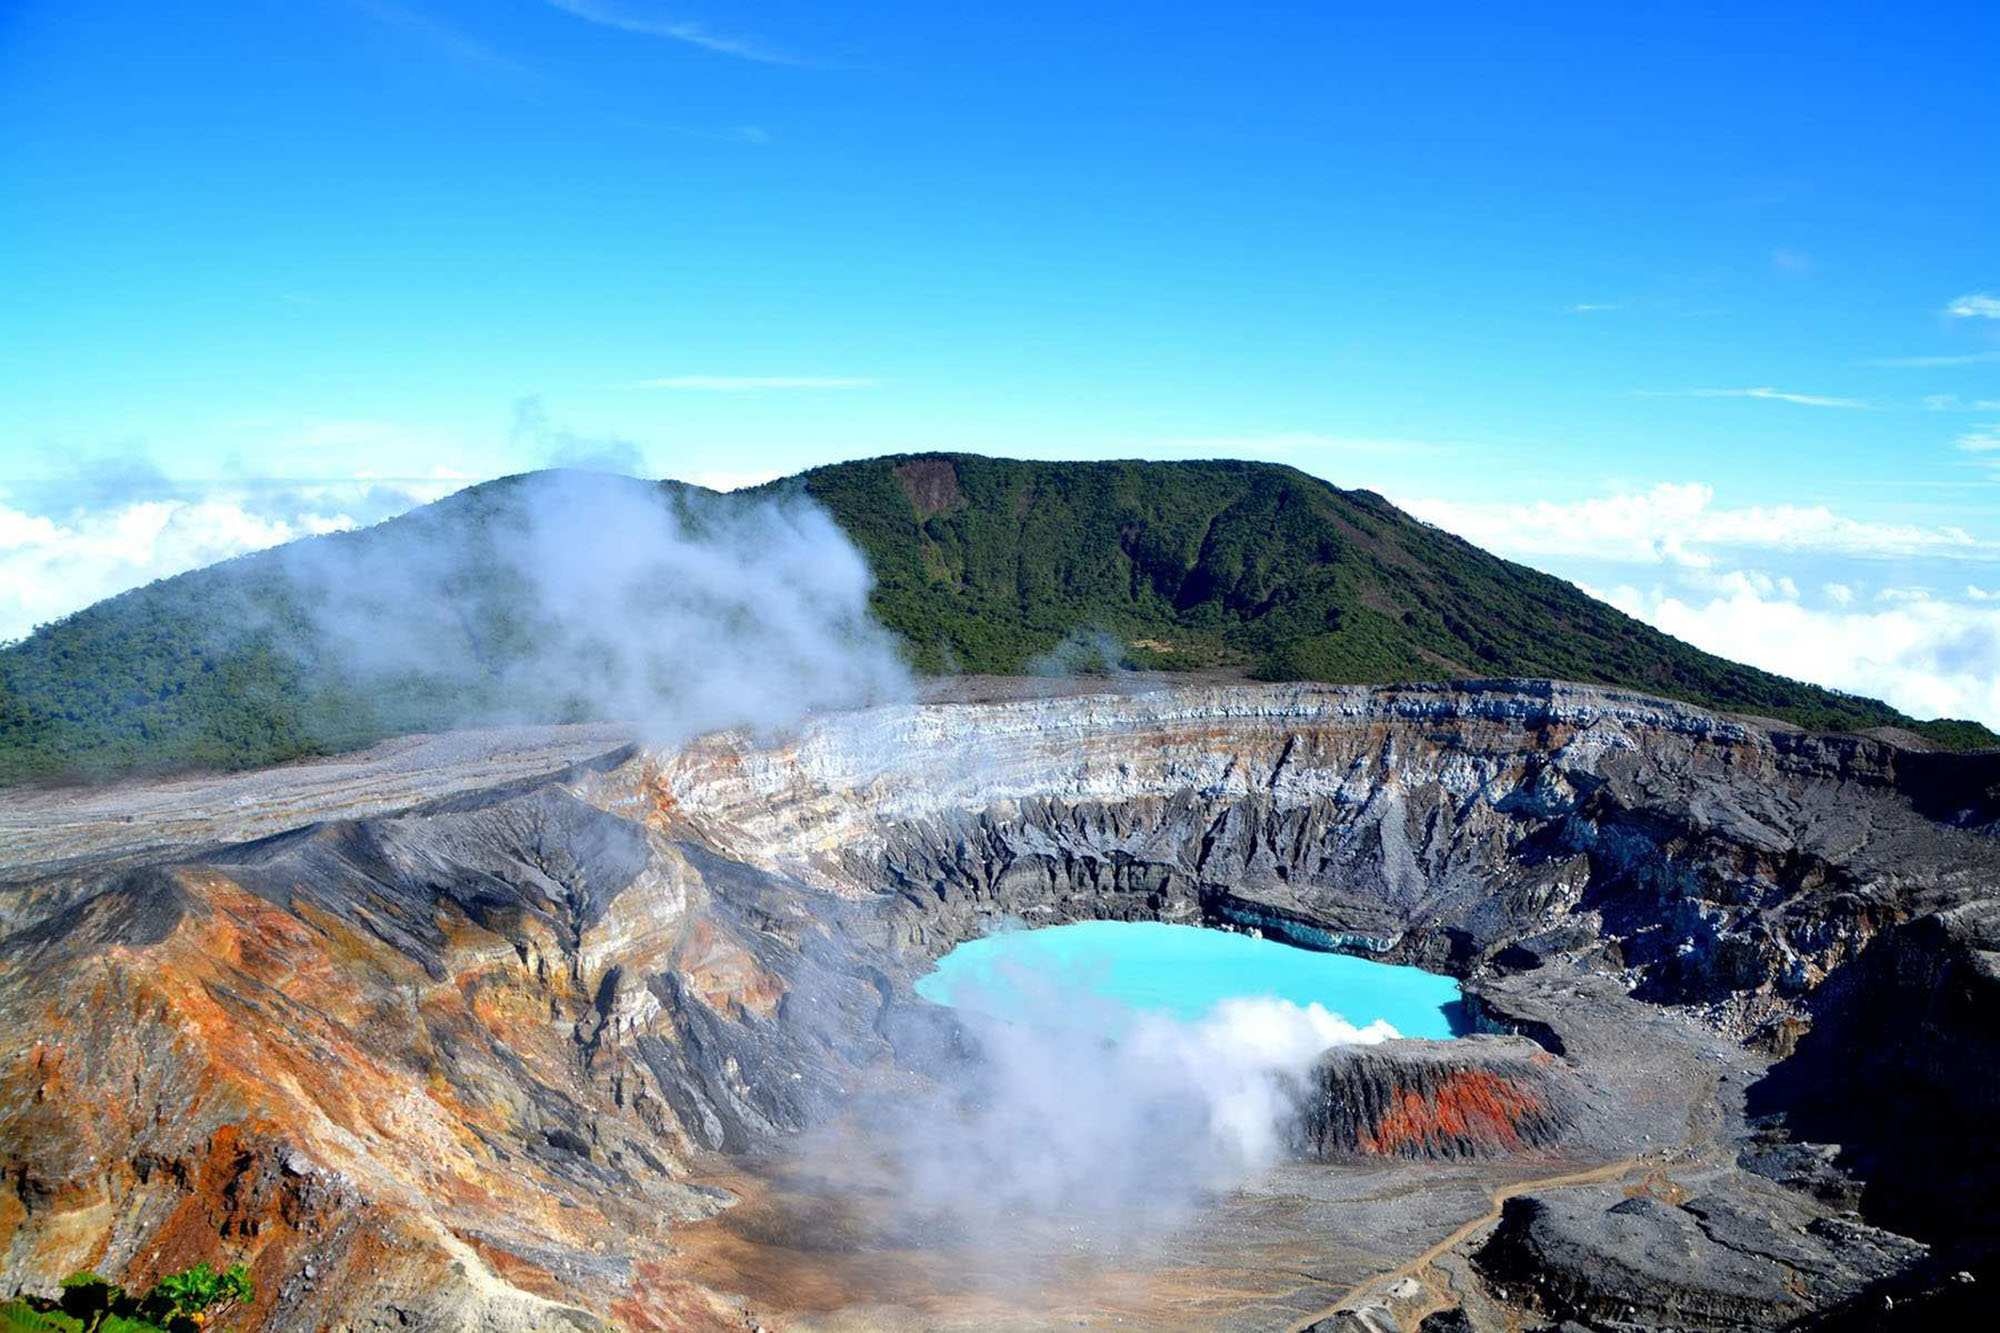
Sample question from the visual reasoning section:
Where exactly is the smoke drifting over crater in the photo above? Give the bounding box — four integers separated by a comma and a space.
267, 469, 913, 746
846, 967, 1398, 1252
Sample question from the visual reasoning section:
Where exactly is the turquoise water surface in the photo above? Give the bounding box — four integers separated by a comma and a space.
915, 920, 1462, 1039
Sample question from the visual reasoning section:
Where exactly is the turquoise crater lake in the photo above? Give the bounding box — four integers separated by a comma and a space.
915, 920, 1463, 1040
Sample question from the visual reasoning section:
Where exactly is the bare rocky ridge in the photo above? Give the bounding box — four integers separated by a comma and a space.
1, 680, 1996, 1329
1298, 1039, 1580, 1161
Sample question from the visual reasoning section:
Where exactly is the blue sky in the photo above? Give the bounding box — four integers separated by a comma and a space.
3, 2, 1998, 722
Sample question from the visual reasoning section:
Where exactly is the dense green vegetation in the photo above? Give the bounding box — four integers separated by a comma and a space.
787, 455, 1993, 747
0, 1263, 253, 1332
1, 454, 1990, 784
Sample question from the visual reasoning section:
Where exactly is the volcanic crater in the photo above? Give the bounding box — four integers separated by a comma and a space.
3, 678, 1997, 1330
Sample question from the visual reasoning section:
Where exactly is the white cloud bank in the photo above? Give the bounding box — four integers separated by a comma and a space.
1593, 579, 2000, 728
1869, 351, 2000, 368
1404, 483, 1993, 568
1959, 425, 2000, 457
663, 467, 784, 492
1405, 485, 2000, 727
0, 474, 467, 642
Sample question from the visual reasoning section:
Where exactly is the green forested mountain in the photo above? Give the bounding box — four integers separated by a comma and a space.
1, 454, 1990, 783
788, 456, 1992, 745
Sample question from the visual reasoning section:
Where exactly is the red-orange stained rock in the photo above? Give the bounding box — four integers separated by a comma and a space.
1358, 1071, 1545, 1155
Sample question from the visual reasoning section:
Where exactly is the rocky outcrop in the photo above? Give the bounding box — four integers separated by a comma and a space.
1474, 1186, 1928, 1331
1296, 1037, 1578, 1160
1749, 899, 2000, 1261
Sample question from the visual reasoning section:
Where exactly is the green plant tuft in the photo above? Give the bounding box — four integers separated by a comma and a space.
2, 1263, 254, 1333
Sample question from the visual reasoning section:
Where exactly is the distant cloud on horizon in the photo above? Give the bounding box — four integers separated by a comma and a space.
1406, 482, 2000, 727
665, 468, 784, 492
1404, 482, 1993, 567
1590, 575, 2000, 729
0, 471, 476, 642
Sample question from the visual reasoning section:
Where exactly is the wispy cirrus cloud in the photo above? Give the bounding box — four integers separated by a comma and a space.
355, 0, 535, 78
637, 375, 877, 391
1958, 426, 2000, 456
1866, 350, 2000, 368
545, 1, 803, 65
1569, 302, 1620, 314
1643, 386, 1867, 409
1945, 293, 2000, 320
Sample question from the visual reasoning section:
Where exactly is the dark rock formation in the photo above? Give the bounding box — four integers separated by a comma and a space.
1415, 1311, 1474, 1333
1474, 1186, 1928, 1331
1749, 899, 2000, 1268
1296, 1037, 1578, 1160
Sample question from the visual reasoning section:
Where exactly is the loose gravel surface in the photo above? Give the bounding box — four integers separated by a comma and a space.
0, 722, 635, 882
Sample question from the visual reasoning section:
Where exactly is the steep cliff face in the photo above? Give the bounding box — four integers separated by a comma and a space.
1749, 899, 2000, 1253
658, 681, 1997, 1031
0, 681, 1993, 1330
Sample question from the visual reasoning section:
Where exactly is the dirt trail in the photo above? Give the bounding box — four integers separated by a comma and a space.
1283, 1155, 1645, 1332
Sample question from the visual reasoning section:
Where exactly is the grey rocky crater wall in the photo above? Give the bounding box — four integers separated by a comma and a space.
653, 681, 2000, 1038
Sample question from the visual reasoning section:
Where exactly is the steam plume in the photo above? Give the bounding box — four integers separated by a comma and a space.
266, 469, 912, 746
846, 962, 1395, 1254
